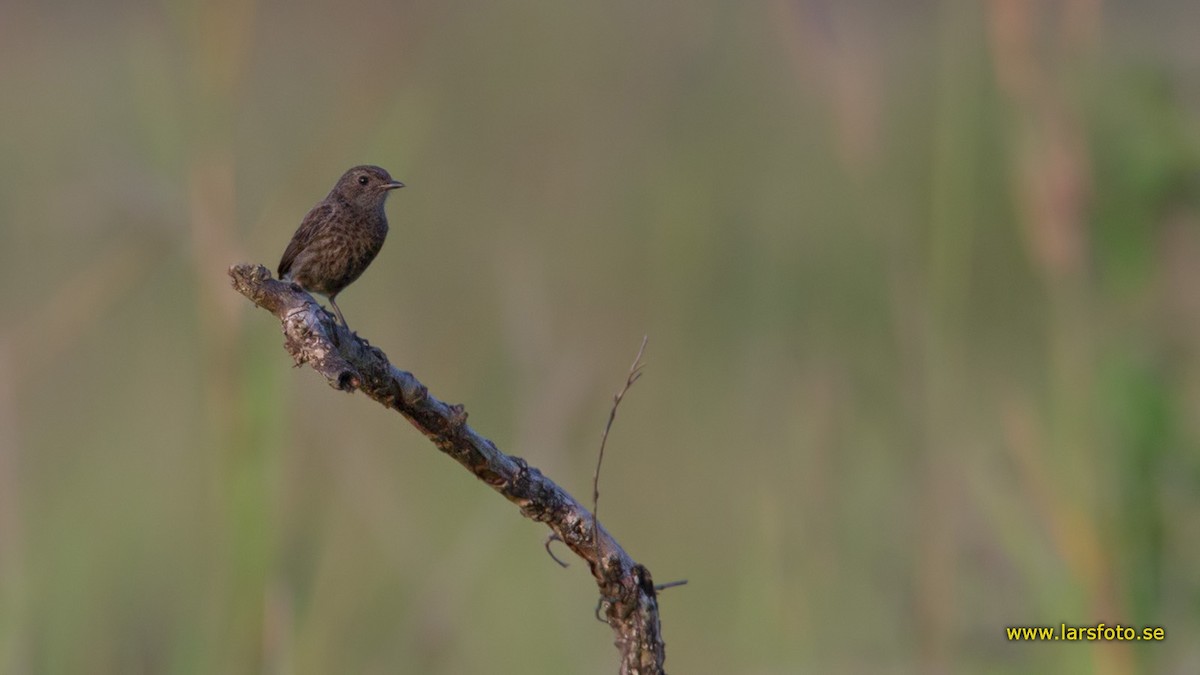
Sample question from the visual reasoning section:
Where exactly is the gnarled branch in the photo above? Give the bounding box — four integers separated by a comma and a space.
228, 263, 668, 675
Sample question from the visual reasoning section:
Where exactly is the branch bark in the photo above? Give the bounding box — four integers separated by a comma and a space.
228, 263, 668, 674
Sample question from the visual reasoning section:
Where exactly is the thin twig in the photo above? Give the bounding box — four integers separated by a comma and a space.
544, 533, 570, 568
592, 336, 648, 557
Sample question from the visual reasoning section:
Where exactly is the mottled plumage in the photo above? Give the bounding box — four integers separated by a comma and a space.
278, 165, 404, 327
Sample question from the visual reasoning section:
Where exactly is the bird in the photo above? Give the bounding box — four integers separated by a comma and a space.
277, 165, 404, 328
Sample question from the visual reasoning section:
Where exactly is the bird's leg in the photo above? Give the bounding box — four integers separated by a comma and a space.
328, 295, 348, 329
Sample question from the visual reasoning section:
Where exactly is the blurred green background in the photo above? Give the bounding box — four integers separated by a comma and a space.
2, 0, 1198, 673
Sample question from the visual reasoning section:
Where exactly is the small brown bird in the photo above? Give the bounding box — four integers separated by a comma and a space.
278, 165, 405, 328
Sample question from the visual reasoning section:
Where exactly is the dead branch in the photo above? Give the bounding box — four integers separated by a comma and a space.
228, 263, 668, 675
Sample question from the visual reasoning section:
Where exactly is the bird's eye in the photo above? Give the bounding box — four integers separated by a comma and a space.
357, 175, 369, 186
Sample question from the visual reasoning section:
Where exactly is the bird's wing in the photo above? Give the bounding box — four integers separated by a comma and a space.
278, 201, 335, 278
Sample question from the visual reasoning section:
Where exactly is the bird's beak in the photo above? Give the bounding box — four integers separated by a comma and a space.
384, 180, 405, 190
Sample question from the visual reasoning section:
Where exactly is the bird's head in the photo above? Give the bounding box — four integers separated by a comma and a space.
335, 165, 405, 210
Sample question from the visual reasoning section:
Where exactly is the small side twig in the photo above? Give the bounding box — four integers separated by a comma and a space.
592, 336, 648, 557
544, 533, 570, 568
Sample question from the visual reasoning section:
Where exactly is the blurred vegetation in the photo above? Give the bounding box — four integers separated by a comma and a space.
1, 1, 1198, 673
